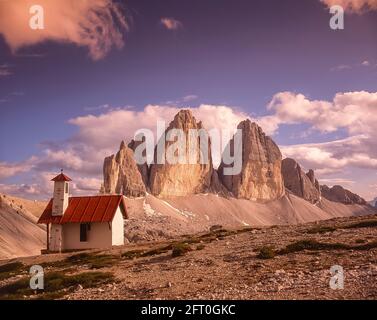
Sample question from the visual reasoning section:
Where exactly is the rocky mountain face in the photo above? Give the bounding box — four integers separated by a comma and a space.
149, 110, 213, 197
128, 138, 149, 187
281, 158, 321, 204
103, 141, 146, 197
321, 185, 367, 205
218, 120, 285, 201
103, 110, 367, 206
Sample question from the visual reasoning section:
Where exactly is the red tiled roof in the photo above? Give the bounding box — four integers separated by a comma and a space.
51, 173, 72, 182
38, 195, 127, 224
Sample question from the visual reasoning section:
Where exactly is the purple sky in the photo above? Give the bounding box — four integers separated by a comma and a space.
0, 0, 376, 200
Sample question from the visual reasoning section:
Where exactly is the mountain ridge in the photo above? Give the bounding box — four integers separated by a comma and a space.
103, 109, 367, 207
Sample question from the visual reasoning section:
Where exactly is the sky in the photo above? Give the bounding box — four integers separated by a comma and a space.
0, 0, 376, 200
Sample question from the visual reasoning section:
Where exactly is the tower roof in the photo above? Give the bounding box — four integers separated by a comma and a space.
51, 171, 72, 182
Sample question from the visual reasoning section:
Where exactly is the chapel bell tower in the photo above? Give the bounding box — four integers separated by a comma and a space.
51, 169, 71, 216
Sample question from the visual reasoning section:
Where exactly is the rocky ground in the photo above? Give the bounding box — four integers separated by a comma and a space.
0, 214, 376, 300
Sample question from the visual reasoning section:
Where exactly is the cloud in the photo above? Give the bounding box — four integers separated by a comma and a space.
267, 91, 377, 134
64, 104, 252, 175
164, 95, 198, 106
331, 64, 352, 72
2, 92, 377, 199
182, 95, 198, 102
0, 104, 248, 198
67, 104, 249, 151
319, 178, 355, 186
0, 157, 37, 179
160, 17, 183, 30
0, 171, 101, 199
73, 177, 103, 193
331, 60, 376, 71
281, 135, 377, 175
0, 0, 129, 60
84, 104, 111, 112
0, 183, 44, 197
272, 91, 377, 177
58, 96, 372, 193
0, 90, 24, 105
0, 64, 12, 77
321, 0, 377, 13
321, 0, 377, 12
0, 171, 53, 198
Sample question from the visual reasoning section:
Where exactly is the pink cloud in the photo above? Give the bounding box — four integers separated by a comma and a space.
0, 104, 249, 198
281, 135, 377, 174
2, 92, 377, 200
267, 91, 377, 135
0, 0, 129, 60
0, 157, 37, 179
160, 17, 183, 30
0, 64, 13, 77
0, 172, 102, 200
321, 0, 377, 12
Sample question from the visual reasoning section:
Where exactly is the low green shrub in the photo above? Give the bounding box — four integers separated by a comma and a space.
257, 246, 276, 259
0, 271, 114, 300
0, 262, 25, 281
172, 243, 192, 257
306, 226, 336, 234
343, 220, 377, 229
278, 240, 349, 255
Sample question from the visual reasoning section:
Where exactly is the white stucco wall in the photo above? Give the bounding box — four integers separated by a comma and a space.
62, 221, 112, 250
111, 207, 125, 246
49, 203, 125, 251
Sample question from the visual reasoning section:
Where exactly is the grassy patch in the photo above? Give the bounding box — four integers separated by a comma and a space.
85, 255, 118, 269
0, 262, 25, 281
141, 245, 172, 257
65, 252, 92, 263
121, 227, 259, 261
256, 239, 367, 259
343, 220, 377, 229
122, 242, 194, 259
172, 243, 192, 257
305, 219, 377, 235
257, 246, 276, 259
196, 244, 205, 251
122, 245, 174, 260
354, 241, 377, 250
278, 240, 349, 255
0, 271, 114, 300
42, 253, 118, 270
277, 239, 377, 256
306, 226, 336, 234
121, 249, 145, 260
